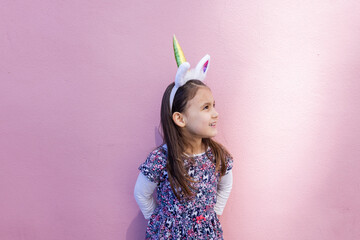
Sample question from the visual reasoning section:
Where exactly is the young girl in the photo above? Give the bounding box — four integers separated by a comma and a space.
134, 36, 233, 239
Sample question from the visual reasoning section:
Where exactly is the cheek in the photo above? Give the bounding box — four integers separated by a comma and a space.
196, 116, 210, 128
187, 113, 209, 130
188, 115, 203, 129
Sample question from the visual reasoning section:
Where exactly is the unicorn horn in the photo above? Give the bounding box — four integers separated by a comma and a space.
173, 34, 187, 67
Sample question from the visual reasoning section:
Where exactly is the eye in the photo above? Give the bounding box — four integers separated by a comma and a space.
203, 105, 209, 110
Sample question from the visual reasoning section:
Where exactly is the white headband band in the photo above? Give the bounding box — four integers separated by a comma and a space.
170, 35, 210, 112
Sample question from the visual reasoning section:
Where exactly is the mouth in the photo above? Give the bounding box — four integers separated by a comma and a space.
209, 122, 217, 127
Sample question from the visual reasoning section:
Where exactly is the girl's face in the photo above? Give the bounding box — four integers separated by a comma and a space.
182, 87, 219, 139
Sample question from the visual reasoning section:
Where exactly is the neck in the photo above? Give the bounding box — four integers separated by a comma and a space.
184, 137, 205, 155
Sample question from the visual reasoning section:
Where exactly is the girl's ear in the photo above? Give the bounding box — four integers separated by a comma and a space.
172, 112, 186, 127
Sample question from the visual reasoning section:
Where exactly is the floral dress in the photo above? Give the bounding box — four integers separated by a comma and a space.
138, 144, 233, 239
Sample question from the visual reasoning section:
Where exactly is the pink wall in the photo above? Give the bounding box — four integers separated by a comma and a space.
1, 1, 360, 239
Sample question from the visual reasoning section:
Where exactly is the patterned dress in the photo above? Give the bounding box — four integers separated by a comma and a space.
138, 144, 233, 239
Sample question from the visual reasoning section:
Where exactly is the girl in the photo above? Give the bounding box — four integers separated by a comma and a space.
134, 36, 233, 239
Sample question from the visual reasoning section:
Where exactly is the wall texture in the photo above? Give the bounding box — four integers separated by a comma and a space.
1, 0, 359, 239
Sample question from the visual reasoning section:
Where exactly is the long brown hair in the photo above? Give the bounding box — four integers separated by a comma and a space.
160, 80, 232, 200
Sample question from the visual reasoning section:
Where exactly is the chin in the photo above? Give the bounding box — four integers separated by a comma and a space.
213, 129, 218, 136
207, 131, 218, 138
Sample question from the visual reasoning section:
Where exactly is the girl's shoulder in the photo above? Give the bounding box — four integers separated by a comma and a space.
222, 148, 234, 174
208, 143, 234, 174
149, 143, 168, 158
138, 144, 168, 183
145, 144, 168, 165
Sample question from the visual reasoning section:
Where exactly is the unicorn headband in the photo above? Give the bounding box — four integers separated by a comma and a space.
169, 35, 210, 112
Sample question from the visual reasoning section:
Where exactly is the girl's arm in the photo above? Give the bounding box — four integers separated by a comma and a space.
134, 172, 158, 219
214, 169, 233, 216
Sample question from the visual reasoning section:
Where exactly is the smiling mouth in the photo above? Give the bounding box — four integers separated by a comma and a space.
209, 122, 216, 127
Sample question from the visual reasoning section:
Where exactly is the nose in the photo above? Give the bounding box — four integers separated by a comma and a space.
212, 108, 219, 118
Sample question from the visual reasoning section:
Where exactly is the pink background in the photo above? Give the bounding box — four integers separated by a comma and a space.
1, 0, 360, 239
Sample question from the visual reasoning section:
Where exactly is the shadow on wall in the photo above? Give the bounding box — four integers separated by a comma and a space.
126, 127, 161, 239
155, 126, 163, 147
126, 211, 148, 240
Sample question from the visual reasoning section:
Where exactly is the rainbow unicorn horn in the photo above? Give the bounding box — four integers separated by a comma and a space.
173, 35, 187, 67
169, 35, 210, 112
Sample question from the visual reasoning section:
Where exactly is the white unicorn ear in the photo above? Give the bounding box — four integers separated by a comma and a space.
170, 62, 191, 111
194, 54, 210, 81
175, 62, 191, 87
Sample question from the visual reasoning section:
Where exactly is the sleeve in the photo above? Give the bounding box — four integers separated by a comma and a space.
134, 172, 158, 219
138, 149, 167, 184
225, 153, 234, 175
214, 169, 233, 216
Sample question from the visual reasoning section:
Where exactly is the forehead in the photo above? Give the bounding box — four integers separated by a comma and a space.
187, 87, 214, 107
